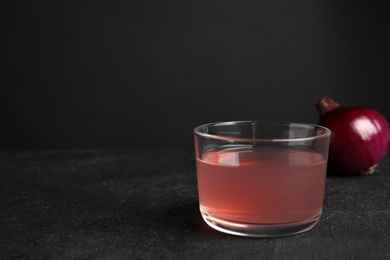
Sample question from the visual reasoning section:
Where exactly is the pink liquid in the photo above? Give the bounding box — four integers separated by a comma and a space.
196, 146, 328, 224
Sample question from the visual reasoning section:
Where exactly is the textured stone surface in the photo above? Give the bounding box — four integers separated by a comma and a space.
1, 149, 389, 259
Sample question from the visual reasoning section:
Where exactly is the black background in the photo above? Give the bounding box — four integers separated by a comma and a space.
1, 1, 389, 149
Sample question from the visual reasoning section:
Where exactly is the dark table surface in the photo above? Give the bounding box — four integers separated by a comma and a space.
1, 148, 389, 259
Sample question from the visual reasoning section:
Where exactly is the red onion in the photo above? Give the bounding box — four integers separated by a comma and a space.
315, 96, 390, 175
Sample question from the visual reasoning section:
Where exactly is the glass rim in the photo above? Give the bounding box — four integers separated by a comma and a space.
193, 120, 331, 143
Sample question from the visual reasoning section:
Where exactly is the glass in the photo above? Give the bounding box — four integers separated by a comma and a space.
194, 121, 331, 237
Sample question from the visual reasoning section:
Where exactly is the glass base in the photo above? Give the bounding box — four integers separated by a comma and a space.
200, 208, 321, 238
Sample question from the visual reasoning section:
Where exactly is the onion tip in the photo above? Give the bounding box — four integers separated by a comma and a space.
315, 96, 340, 116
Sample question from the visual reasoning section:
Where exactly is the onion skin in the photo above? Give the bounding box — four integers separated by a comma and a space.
316, 96, 390, 175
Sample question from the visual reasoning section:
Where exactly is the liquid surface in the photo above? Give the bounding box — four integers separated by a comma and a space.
196, 146, 328, 224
